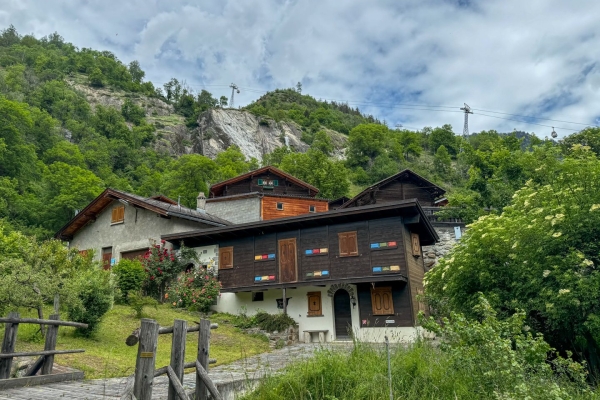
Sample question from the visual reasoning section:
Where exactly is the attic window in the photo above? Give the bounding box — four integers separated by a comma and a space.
309, 205, 316, 213
258, 179, 278, 189
276, 202, 284, 211
111, 206, 125, 224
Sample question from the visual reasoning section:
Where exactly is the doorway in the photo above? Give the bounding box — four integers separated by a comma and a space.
333, 289, 352, 340
278, 238, 297, 283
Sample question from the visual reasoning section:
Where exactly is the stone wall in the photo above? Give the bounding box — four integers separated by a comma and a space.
422, 226, 462, 271
245, 325, 300, 349
205, 197, 261, 224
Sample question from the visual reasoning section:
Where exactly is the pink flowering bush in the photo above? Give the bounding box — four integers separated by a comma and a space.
142, 240, 196, 301
166, 270, 221, 312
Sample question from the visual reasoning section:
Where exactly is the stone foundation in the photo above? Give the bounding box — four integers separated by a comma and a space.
245, 325, 300, 349
422, 227, 461, 271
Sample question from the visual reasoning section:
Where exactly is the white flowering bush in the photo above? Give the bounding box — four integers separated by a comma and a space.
425, 147, 600, 379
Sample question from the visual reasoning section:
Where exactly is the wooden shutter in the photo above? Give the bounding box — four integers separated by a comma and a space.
307, 292, 322, 316
111, 206, 125, 223
411, 233, 421, 256
338, 231, 358, 257
219, 247, 234, 269
371, 287, 394, 315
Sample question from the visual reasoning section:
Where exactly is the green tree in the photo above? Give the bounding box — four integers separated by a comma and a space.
429, 124, 458, 156
425, 148, 600, 376
346, 123, 389, 168
215, 146, 257, 181
310, 131, 334, 156
161, 154, 216, 208
89, 67, 104, 87
219, 95, 228, 107
121, 98, 146, 125
433, 145, 452, 175
397, 130, 422, 160
128, 60, 145, 84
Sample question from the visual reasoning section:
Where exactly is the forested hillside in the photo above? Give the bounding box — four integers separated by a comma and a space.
1, 25, 599, 240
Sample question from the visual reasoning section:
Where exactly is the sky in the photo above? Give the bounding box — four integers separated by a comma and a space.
1, 0, 599, 138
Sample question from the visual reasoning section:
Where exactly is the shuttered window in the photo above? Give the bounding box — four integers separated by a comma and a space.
307, 291, 322, 316
411, 233, 421, 256
371, 287, 394, 315
219, 246, 234, 269
111, 206, 125, 224
338, 231, 358, 257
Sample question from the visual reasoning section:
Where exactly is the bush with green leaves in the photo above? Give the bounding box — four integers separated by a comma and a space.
166, 269, 220, 312
425, 148, 600, 378
128, 291, 158, 318
112, 258, 145, 304
66, 268, 114, 336
142, 241, 197, 301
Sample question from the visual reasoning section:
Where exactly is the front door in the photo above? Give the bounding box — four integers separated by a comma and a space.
334, 290, 352, 339
101, 247, 113, 270
278, 238, 297, 283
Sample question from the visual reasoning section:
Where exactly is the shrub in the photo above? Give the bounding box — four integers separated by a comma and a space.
66, 269, 114, 336
128, 291, 158, 318
112, 259, 145, 304
142, 241, 196, 301
166, 269, 220, 312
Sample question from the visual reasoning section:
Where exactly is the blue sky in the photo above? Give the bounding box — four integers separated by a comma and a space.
1, 0, 599, 137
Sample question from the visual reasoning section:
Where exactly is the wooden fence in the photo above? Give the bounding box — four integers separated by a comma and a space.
122, 318, 222, 400
0, 311, 88, 389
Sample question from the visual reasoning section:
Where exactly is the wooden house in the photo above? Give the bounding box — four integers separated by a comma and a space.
163, 199, 438, 343
341, 169, 446, 208
203, 166, 329, 224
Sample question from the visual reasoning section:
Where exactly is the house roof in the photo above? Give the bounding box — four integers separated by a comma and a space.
209, 166, 319, 197
340, 169, 446, 208
163, 198, 439, 247
54, 189, 231, 240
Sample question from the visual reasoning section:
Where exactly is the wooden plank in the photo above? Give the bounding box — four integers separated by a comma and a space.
0, 371, 84, 390
0, 312, 19, 379
0, 317, 88, 328
262, 196, 328, 220
167, 319, 187, 400
166, 366, 190, 400
0, 349, 84, 359
195, 319, 211, 400
133, 318, 159, 400
24, 355, 45, 377
41, 314, 59, 375
195, 361, 223, 400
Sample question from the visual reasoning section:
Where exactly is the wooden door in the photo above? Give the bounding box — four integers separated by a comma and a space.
278, 238, 297, 283
101, 250, 112, 270
334, 290, 352, 339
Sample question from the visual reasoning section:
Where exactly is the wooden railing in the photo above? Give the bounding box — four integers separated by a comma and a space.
122, 318, 221, 400
421, 207, 464, 225
0, 312, 88, 389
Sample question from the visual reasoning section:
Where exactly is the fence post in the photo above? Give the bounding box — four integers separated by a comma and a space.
133, 319, 159, 400
167, 319, 187, 400
0, 312, 20, 379
41, 314, 60, 375
195, 319, 211, 400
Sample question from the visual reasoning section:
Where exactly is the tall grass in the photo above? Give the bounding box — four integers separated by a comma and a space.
242, 340, 596, 400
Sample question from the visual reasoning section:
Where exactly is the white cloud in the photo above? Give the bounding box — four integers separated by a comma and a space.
1, 0, 599, 137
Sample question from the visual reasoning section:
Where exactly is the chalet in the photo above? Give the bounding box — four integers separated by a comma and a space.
341, 169, 446, 208
203, 166, 330, 224
163, 199, 438, 343
55, 189, 230, 269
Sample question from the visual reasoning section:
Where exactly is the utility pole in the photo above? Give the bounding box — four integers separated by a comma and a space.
229, 83, 240, 108
460, 103, 473, 139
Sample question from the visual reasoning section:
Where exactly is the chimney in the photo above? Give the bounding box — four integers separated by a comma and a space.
197, 192, 206, 211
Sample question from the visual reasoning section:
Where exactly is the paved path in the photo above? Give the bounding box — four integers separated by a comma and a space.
0, 343, 352, 400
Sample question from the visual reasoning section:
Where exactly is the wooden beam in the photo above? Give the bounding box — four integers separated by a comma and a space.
167, 320, 187, 400
166, 366, 190, 400
0, 371, 84, 390
195, 361, 223, 400
0, 317, 88, 328
195, 320, 211, 400
41, 314, 59, 375
133, 319, 159, 400
0, 312, 19, 379
0, 349, 85, 359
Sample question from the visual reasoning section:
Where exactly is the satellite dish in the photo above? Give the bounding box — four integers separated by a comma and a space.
551, 127, 558, 139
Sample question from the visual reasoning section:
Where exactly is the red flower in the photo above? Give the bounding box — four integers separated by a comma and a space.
150, 276, 155, 280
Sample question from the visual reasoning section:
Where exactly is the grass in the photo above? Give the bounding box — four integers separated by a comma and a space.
147, 114, 185, 127
241, 341, 597, 400
9, 305, 271, 380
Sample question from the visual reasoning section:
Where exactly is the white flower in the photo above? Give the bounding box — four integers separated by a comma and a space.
582, 259, 594, 267
543, 270, 551, 278
552, 232, 562, 238
590, 204, 600, 211
512, 242, 518, 249
545, 215, 553, 220
558, 289, 570, 295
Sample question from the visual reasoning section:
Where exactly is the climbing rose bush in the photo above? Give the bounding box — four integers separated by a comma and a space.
166, 270, 221, 312
142, 240, 196, 301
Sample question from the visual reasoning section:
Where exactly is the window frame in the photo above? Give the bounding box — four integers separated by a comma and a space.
276, 202, 284, 211
309, 205, 316, 213
111, 205, 125, 224
252, 292, 264, 302
218, 246, 234, 269
307, 291, 323, 317
338, 231, 359, 257
370, 286, 395, 316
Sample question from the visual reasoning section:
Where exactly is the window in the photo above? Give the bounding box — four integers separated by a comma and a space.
252, 292, 264, 302
309, 205, 316, 213
111, 206, 125, 224
411, 233, 421, 257
219, 246, 234, 269
371, 287, 394, 315
276, 202, 284, 210
101, 247, 113, 270
338, 231, 358, 257
307, 291, 322, 316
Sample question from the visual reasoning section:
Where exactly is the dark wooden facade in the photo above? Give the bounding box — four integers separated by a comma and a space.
164, 200, 438, 329
342, 169, 446, 208
209, 166, 319, 198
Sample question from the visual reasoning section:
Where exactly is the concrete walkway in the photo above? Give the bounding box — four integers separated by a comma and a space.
0, 343, 352, 400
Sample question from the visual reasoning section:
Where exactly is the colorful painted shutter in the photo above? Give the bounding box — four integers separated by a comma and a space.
219, 247, 233, 269
371, 287, 394, 315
